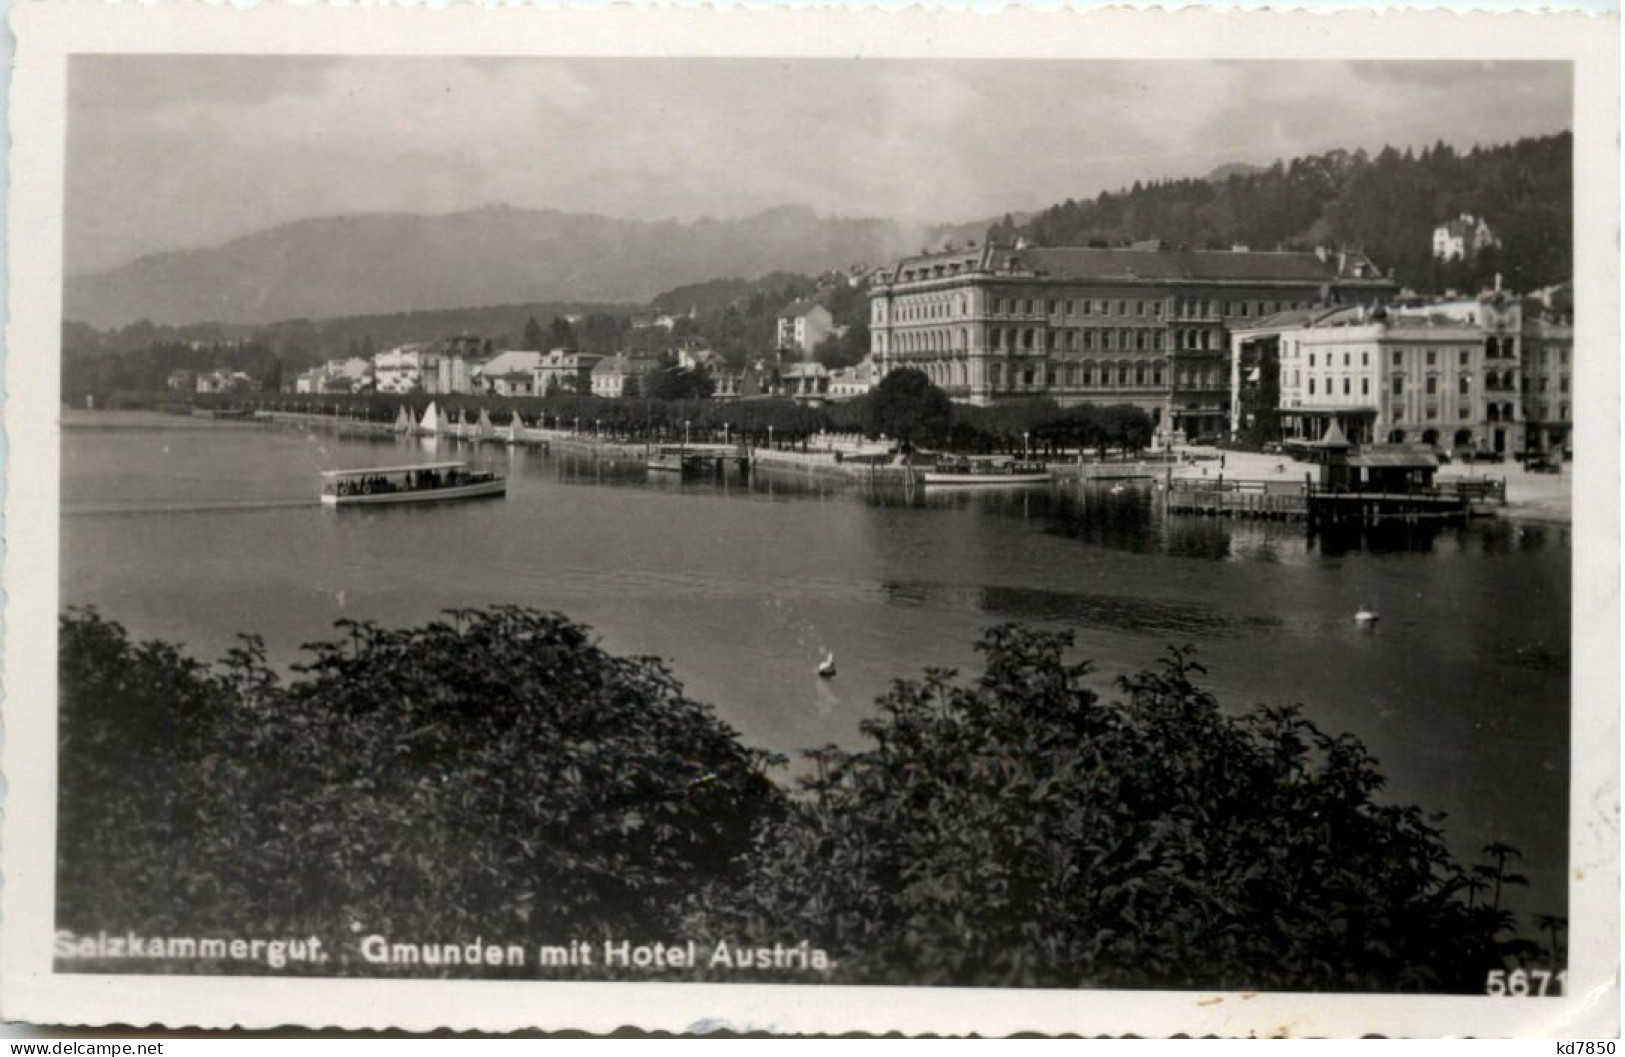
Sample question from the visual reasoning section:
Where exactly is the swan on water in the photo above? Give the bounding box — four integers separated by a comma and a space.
817, 651, 838, 678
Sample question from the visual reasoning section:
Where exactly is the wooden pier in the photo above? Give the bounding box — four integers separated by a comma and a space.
1165, 476, 1481, 526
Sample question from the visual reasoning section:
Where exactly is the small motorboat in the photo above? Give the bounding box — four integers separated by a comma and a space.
1355, 607, 1380, 626
817, 651, 837, 679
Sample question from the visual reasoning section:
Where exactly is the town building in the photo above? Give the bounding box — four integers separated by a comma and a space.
374, 345, 439, 394
1432, 214, 1500, 261
476, 350, 547, 397
167, 369, 197, 392
827, 357, 875, 401
590, 354, 662, 398
435, 336, 483, 396
1231, 292, 1530, 458
532, 350, 604, 396
296, 356, 375, 394
868, 242, 1396, 439
779, 361, 831, 405
195, 369, 258, 394
1519, 308, 1573, 456
777, 300, 836, 357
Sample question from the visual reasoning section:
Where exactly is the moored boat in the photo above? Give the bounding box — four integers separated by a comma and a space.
923, 456, 1052, 486
320, 461, 506, 506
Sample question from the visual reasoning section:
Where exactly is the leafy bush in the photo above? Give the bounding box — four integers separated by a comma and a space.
58, 606, 781, 966
711, 626, 1542, 991
59, 610, 1543, 989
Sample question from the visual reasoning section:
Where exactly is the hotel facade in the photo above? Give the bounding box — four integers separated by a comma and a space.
1230, 293, 1569, 458
867, 243, 1395, 438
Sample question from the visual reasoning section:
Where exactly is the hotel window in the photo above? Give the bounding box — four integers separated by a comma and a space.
1137, 301, 1147, 316
1118, 300, 1128, 316
1343, 378, 1351, 395
1393, 350, 1403, 367
1103, 331, 1115, 351
1049, 300, 1059, 315
1309, 378, 1316, 395
1459, 376, 1470, 394
1393, 377, 1404, 395
1151, 332, 1162, 350
1460, 349, 1470, 366
1136, 331, 1147, 351
1362, 378, 1370, 396
1081, 299, 1092, 315
1153, 302, 1163, 317
1136, 366, 1147, 385
1343, 353, 1350, 367
1560, 377, 1569, 393
1426, 376, 1437, 395
1153, 367, 1164, 385
1102, 300, 1113, 316
1426, 407, 1438, 421
1426, 350, 1436, 366
1362, 352, 1369, 367
1309, 353, 1316, 368
1082, 331, 1094, 350
1066, 300, 1076, 315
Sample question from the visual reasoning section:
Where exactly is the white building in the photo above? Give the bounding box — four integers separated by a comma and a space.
776, 300, 836, 356
827, 357, 876, 401
1432, 214, 1500, 262
476, 350, 547, 397
373, 345, 439, 394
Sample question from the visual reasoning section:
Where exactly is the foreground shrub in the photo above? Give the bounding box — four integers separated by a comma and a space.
58, 606, 781, 959
711, 626, 1543, 991
58, 610, 1544, 988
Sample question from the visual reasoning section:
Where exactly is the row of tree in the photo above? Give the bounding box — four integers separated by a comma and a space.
57, 604, 1558, 989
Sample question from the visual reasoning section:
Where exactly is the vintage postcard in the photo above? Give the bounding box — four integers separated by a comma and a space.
2, 2, 1618, 1037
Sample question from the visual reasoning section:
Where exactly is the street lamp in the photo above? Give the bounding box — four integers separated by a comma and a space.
574, 416, 580, 435
595, 418, 600, 439
768, 424, 775, 450
723, 422, 730, 447
684, 420, 691, 449
1023, 431, 1030, 459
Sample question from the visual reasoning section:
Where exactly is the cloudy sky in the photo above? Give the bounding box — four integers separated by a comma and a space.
66, 58, 1570, 275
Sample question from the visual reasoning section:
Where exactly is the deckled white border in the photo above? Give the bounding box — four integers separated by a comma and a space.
3, 3, 1618, 1037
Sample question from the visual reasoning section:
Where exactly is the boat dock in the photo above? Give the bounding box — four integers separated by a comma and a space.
1164, 475, 1500, 525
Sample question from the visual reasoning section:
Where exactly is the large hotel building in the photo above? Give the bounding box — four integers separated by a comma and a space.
867, 242, 1396, 438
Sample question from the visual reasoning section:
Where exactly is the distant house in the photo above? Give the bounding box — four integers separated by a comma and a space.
776, 300, 836, 357
476, 350, 546, 396
590, 354, 662, 399
779, 361, 831, 405
299, 356, 374, 394
532, 349, 604, 396
374, 345, 439, 394
436, 336, 484, 395
196, 369, 257, 394
167, 369, 197, 392
1432, 214, 1500, 262
828, 356, 876, 401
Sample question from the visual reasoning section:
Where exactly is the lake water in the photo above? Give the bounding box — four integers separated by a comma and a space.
61, 410, 1573, 927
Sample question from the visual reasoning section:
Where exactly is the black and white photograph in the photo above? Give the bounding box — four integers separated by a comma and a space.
3, 5, 1617, 1037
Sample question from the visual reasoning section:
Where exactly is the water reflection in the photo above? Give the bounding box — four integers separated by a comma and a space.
880, 578, 1283, 638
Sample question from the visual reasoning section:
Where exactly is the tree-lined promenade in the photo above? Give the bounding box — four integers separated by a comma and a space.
105, 370, 1159, 457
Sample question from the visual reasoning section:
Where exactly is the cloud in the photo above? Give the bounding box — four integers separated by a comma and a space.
64, 57, 1572, 276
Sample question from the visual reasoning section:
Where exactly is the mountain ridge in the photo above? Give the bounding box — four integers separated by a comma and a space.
65, 205, 961, 329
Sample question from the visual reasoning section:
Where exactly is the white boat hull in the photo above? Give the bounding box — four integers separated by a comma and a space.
922, 472, 1053, 486
321, 478, 507, 506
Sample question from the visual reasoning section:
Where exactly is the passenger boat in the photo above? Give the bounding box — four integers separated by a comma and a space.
922, 456, 1053, 486
320, 461, 506, 506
